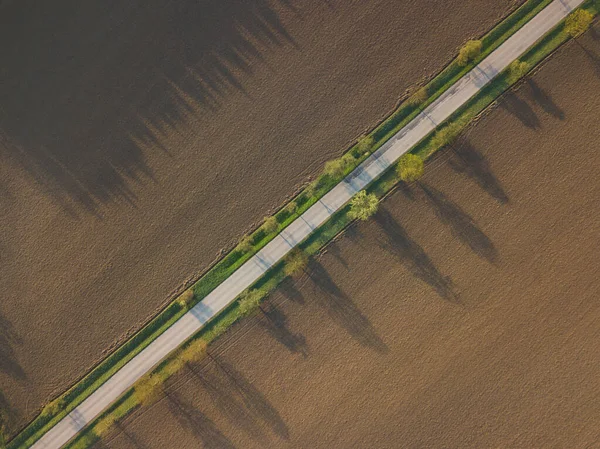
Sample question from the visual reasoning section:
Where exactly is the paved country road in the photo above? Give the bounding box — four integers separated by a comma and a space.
29, 0, 585, 447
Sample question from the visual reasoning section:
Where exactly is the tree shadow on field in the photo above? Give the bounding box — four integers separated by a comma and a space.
307, 260, 388, 353
261, 304, 308, 357
210, 356, 289, 440
344, 222, 364, 244
526, 79, 565, 120
187, 364, 267, 442
326, 241, 347, 268
421, 185, 498, 264
450, 139, 509, 204
279, 277, 305, 305
168, 392, 237, 449
578, 35, 600, 79
374, 207, 457, 302
499, 91, 540, 130
397, 181, 418, 202
0, 0, 298, 215
91, 439, 110, 449
0, 390, 19, 439
113, 421, 151, 449
0, 311, 25, 380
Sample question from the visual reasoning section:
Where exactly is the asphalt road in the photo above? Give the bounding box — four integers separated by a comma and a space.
30, 0, 585, 447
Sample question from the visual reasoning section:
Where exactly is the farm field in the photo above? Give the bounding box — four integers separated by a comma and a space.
90, 26, 600, 449
0, 0, 517, 437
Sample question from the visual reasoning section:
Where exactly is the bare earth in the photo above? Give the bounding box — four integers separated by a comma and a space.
0, 0, 516, 436
91, 27, 600, 449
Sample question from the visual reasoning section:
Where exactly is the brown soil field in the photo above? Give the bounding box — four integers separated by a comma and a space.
0, 0, 517, 436
90, 26, 600, 449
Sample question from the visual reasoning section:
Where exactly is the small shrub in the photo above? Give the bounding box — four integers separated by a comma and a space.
161, 340, 207, 377
565, 8, 594, 37
238, 289, 267, 316
306, 174, 328, 198
506, 59, 530, 84
74, 432, 96, 448
324, 158, 345, 178
193, 338, 209, 352
408, 86, 428, 106
133, 374, 163, 406
457, 40, 482, 66
237, 235, 253, 253
342, 152, 356, 166
94, 414, 117, 437
348, 190, 379, 221
210, 320, 230, 339
430, 120, 464, 150
284, 248, 309, 277
262, 216, 279, 234
180, 339, 208, 363
304, 180, 319, 198
352, 134, 374, 157
285, 201, 298, 216
162, 356, 186, 377
397, 154, 424, 183
177, 289, 195, 310
42, 398, 65, 416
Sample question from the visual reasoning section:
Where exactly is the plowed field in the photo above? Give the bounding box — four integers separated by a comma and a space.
0, 0, 516, 436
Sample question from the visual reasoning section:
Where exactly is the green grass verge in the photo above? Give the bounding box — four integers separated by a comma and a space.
9, 0, 583, 447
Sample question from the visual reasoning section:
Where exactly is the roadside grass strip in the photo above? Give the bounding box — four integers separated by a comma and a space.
11, 0, 598, 447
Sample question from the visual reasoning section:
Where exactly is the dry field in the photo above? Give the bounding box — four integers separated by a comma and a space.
91, 26, 600, 449
0, 0, 516, 436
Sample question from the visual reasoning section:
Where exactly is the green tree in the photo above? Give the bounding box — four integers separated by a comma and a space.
348, 190, 379, 221
457, 40, 482, 66
238, 289, 266, 316
324, 153, 355, 178
506, 59, 530, 84
565, 8, 594, 38
262, 216, 279, 234
397, 154, 424, 183
284, 248, 309, 277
